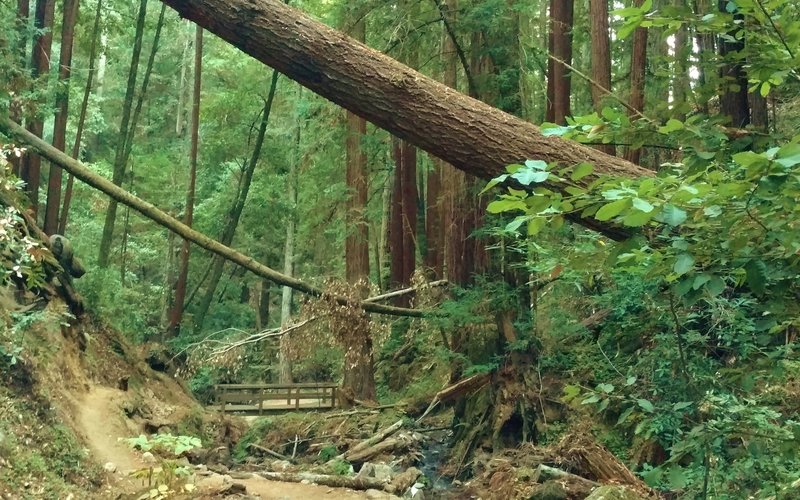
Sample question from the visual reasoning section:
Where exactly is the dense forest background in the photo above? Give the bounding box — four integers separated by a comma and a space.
2, 0, 800, 498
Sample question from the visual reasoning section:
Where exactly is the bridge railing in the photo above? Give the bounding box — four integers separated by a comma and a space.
214, 382, 338, 414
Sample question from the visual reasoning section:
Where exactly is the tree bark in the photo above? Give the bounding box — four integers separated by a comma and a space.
0, 116, 424, 317
344, 19, 370, 289
546, 0, 574, 124
59, 0, 103, 235
168, 25, 202, 336
672, 0, 689, 122
97, 0, 148, 267
193, 70, 280, 332
157, 0, 653, 240
589, 0, 615, 155
21, 0, 55, 216
279, 90, 301, 384
624, 0, 648, 165
43, 0, 79, 235
9, 0, 30, 177
717, 0, 749, 128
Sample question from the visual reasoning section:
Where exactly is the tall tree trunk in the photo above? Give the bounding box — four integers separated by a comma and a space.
342, 15, 376, 402
717, 0, 749, 128
97, 0, 148, 267
589, 0, 615, 156
43, 0, 80, 234
21, 0, 55, 216
124, 3, 167, 164
193, 70, 280, 332
344, 18, 370, 288
546, 0, 574, 124
10, 0, 31, 177
59, 0, 103, 235
256, 279, 270, 330
278, 92, 302, 385
175, 24, 190, 136
168, 25, 202, 336
692, 0, 714, 114
672, 0, 689, 122
624, 0, 648, 165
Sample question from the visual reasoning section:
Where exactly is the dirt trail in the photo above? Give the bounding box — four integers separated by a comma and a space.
77, 386, 145, 473
75, 385, 371, 499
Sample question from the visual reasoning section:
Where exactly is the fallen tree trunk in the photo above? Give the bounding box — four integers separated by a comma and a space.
158, 0, 654, 239
257, 471, 387, 491
345, 435, 415, 464
0, 116, 422, 318
340, 419, 403, 460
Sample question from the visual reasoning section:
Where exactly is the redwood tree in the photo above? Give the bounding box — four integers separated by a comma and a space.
43, 0, 80, 235
624, 0, 648, 165
546, 0, 574, 125
21, 0, 55, 216
717, 0, 750, 128
589, 0, 615, 155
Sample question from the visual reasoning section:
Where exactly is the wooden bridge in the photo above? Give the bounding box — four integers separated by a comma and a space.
214, 383, 338, 414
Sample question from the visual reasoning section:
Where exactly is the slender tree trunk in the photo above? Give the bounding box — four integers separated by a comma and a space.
692, 0, 714, 114
175, 24, 190, 136
157, 0, 653, 240
546, 0, 573, 124
21, 0, 55, 216
193, 70, 281, 332
278, 93, 301, 384
124, 4, 167, 164
97, 0, 148, 267
717, 0, 749, 128
10, 0, 31, 177
624, 0, 648, 165
168, 26, 202, 336
589, 0, 615, 155
672, 0, 689, 122
256, 279, 270, 330
59, 0, 103, 235
43, 0, 80, 234
379, 169, 391, 289
161, 229, 177, 333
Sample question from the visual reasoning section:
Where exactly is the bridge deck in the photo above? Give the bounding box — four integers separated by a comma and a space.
214, 383, 338, 414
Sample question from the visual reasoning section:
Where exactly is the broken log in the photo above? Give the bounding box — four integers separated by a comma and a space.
345, 434, 415, 464
0, 117, 424, 318
341, 419, 403, 460
247, 443, 290, 462
158, 0, 654, 240
257, 471, 387, 491
387, 467, 422, 495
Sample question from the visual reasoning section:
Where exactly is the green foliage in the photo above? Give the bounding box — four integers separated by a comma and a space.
124, 433, 202, 457
233, 417, 273, 462
328, 458, 353, 476
124, 433, 200, 498
317, 444, 338, 462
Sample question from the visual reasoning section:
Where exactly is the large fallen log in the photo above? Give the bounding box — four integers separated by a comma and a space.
257, 471, 387, 491
158, 0, 655, 240
0, 117, 423, 318
345, 434, 416, 464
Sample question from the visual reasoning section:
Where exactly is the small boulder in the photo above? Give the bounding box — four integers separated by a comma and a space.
103, 462, 117, 473
358, 462, 395, 483
528, 481, 567, 500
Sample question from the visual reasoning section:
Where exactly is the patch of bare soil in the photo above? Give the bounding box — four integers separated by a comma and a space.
238, 477, 371, 499
77, 386, 145, 474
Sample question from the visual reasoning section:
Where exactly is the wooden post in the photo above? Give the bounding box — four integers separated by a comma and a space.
286, 386, 292, 407
332, 387, 337, 408
259, 387, 264, 415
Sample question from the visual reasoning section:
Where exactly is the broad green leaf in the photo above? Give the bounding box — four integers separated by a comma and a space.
637, 399, 655, 412
505, 216, 528, 232
632, 198, 654, 213
512, 168, 549, 186
659, 204, 687, 226
623, 209, 655, 227
570, 163, 594, 181
625, 376, 637, 386
775, 143, 800, 168
668, 466, 687, 489
525, 159, 548, 171
541, 125, 571, 137
617, 407, 635, 425
673, 253, 694, 276
487, 199, 527, 214
658, 118, 684, 134
692, 274, 711, 290
479, 174, 508, 194
595, 199, 630, 221
760, 81, 771, 97
706, 276, 726, 296
597, 383, 615, 393
528, 217, 546, 236
673, 401, 692, 411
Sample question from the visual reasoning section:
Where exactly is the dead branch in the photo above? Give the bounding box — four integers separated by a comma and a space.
340, 419, 403, 460
257, 471, 387, 491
